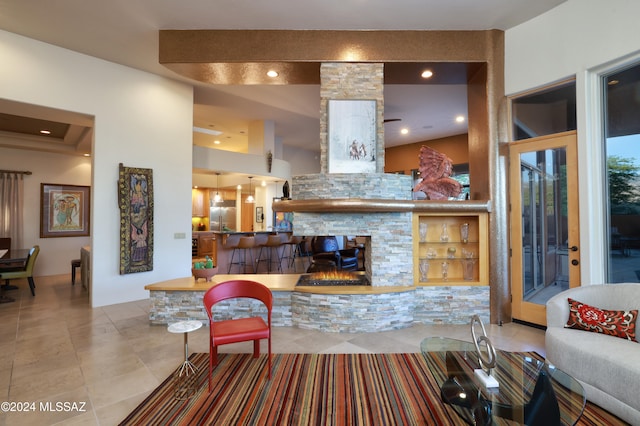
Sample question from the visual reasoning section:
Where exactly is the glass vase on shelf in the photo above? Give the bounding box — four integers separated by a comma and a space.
461, 249, 475, 281
419, 258, 429, 282
440, 224, 449, 242
426, 248, 437, 259
461, 258, 476, 281
460, 223, 469, 244
419, 223, 428, 242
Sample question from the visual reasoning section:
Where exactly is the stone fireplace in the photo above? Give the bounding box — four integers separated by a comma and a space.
291, 173, 414, 288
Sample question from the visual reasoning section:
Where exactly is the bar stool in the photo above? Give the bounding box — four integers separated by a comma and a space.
71, 259, 81, 285
227, 236, 256, 274
281, 235, 304, 272
256, 234, 284, 273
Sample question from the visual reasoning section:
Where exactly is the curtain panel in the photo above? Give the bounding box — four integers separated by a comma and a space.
0, 172, 25, 248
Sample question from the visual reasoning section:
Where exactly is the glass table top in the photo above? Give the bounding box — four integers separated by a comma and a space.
421, 337, 586, 426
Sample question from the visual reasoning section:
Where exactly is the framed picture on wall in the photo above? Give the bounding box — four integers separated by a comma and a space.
274, 211, 293, 232
40, 183, 91, 238
256, 206, 264, 223
328, 99, 377, 173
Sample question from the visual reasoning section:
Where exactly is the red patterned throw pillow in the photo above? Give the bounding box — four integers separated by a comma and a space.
565, 298, 638, 342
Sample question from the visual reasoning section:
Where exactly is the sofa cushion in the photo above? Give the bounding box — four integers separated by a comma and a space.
565, 297, 638, 342
546, 327, 640, 415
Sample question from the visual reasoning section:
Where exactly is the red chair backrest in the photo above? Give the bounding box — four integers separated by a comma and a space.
203, 280, 273, 321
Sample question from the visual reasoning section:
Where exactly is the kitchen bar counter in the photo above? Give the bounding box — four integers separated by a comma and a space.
202, 231, 291, 273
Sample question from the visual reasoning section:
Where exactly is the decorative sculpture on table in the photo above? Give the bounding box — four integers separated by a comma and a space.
413, 146, 462, 200
470, 314, 499, 388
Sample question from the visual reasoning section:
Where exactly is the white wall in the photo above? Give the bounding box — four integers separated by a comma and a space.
283, 145, 321, 176
505, 0, 640, 95
506, 0, 640, 285
1, 29, 194, 307
0, 148, 91, 276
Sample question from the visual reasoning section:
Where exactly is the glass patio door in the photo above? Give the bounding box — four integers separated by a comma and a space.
509, 131, 580, 326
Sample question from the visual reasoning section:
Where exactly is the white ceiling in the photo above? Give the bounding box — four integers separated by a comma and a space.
0, 0, 566, 155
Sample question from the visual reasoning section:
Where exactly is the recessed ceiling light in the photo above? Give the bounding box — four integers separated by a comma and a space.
267, 70, 278, 78
83, 153, 91, 157
40, 129, 51, 135
214, 140, 221, 145
455, 115, 465, 123
400, 128, 409, 135
421, 70, 433, 79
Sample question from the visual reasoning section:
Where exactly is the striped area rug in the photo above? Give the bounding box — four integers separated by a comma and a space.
121, 353, 628, 425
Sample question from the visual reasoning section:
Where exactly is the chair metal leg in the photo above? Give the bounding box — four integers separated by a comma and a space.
243, 248, 255, 274
228, 248, 238, 273
27, 277, 35, 296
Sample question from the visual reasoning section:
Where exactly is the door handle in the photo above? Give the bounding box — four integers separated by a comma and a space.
570, 246, 579, 252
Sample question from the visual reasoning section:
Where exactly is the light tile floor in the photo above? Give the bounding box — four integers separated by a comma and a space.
0, 274, 545, 425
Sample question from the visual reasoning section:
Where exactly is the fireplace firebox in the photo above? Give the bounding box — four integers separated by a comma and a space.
296, 271, 370, 287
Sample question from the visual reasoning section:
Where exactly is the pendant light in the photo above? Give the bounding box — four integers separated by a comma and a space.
213, 172, 222, 203
246, 176, 255, 203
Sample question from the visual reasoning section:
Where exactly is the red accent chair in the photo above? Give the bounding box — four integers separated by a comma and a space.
203, 280, 273, 392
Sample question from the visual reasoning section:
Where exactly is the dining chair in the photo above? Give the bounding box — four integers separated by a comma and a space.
310, 236, 359, 271
0, 245, 39, 296
0, 237, 14, 289
0, 238, 10, 250
203, 280, 272, 392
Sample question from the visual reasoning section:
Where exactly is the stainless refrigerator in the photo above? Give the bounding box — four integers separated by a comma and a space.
210, 200, 236, 232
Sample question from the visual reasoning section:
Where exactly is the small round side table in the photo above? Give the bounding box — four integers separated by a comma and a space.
167, 320, 203, 400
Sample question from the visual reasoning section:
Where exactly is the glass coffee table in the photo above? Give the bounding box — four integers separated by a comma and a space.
421, 337, 586, 426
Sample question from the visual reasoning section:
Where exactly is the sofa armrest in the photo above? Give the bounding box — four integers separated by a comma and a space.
546, 290, 570, 328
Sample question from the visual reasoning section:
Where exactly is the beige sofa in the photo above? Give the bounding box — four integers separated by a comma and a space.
546, 284, 640, 425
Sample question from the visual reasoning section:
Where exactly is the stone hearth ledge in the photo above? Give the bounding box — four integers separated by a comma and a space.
144, 274, 489, 332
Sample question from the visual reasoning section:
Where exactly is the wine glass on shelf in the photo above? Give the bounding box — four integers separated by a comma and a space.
441, 261, 449, 281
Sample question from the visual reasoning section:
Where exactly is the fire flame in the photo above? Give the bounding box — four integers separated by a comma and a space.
309, 271, 359, 281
